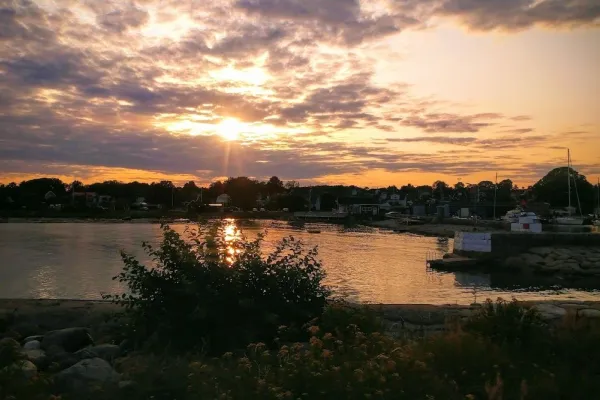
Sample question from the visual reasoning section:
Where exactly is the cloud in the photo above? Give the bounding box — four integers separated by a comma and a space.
97, 4, 150, 33
430, 0, 600, 31
0, 0, 597, 186
400, 112, 502, 133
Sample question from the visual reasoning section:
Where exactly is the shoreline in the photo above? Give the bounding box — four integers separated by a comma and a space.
1, 216, 504, 238
3, 299, 600, 331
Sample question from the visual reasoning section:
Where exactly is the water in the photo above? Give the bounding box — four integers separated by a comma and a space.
1, 220, 599, 304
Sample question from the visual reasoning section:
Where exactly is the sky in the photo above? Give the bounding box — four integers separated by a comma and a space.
0, 0, 599, 188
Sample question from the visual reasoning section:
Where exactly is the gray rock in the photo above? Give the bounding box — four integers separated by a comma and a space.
534, 304, 567, 320
579, 309, 600, 318
521, 253, 545, 266
504, 256, 524, 269
118, 380, 137, 391
75, 344, 120, 362
41, 327, 93, 352
45, 345, 79, 371
530, 247, 553, 257
23, 335, 44, 343
55, 358, 120, 394
23, 340, 41, 350
23, 349, 47, 367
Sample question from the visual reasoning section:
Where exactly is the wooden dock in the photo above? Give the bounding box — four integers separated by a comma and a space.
427, 253, 478, 271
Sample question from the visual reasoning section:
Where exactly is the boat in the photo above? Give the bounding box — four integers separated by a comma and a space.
306, 229, 321, 234
437, 237, 449, 243
502, 207, 523, 223
555, 149, 585, 225
593, 178, 600, 226
173, 218, 190, 223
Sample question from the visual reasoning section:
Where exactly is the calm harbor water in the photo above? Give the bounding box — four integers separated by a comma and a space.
1, 220, 599, 304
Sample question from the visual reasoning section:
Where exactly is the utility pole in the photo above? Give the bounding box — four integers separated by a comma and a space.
493, 172, 498, 220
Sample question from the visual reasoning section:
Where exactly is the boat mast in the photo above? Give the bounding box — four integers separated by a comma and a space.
567, 149, 571, 216
493, 172, 497, 220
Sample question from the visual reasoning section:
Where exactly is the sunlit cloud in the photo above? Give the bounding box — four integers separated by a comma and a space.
0, 0, 598, 186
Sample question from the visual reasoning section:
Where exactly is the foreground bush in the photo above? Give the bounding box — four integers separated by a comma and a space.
104, 223, 331, 353
92, 301, 600, 400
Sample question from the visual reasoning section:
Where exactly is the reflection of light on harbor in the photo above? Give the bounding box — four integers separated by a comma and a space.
223, 219, 242, 264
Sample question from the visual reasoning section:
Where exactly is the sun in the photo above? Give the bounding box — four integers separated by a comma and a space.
217, 118, 243, 141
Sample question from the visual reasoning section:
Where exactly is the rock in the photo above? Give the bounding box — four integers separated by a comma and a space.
534, 304, 567, 320
521, 253, 545, 266
23, 349, 47, 367
504, 256, 524, 269
530, 247, 553, 257
45, 345, 80, 371
1, 360, 37, 380
75, 344, 120, 362
55, 358, 120, 394
118, 380, 137, 391
23, 340, 41, 350
41, 327, 93, 352
23, 335, 44, 343
578, 309, 600, 318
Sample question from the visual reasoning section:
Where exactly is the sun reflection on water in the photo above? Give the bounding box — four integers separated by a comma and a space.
223, 219, 242, 264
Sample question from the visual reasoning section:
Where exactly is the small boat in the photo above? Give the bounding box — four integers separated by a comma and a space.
555, 149, 585, 225
173, 218, 190, 223
437, 237, 449, 243
502, 208, 523, 223
306, 229, 321, 234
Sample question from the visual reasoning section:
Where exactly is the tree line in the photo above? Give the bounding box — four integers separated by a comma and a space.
0, 167, 598, 213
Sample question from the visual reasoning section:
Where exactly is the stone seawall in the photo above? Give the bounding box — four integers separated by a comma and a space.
489, 232, 600, 258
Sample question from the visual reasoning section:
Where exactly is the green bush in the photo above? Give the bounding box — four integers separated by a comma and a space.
464, 298, 546, 347
104, 222, 331, 353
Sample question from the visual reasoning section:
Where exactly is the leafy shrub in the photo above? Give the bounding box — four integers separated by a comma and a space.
104, 222, 331, 353
464, 298, 546, 347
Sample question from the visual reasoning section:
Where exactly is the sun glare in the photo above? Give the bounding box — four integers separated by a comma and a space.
217, 118, 243, 141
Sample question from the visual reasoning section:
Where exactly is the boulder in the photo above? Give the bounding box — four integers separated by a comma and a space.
579, 309, 600, 318
23, 335, 44, 343
521, 253, 545, 266
534, 304, 567, 320
45, 345, 80, 371
55, 358, 120, 394
504, 256, 524, 269
529, 247, 553, 257
23, 349, 47, 367
75, 344, 120, 362
41, 327, 93, 352
23, 340, 41, 350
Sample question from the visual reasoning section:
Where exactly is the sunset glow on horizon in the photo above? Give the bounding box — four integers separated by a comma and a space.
1, 0, 598, 187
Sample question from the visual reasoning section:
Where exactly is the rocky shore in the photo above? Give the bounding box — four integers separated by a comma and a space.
504, 246, 600, 276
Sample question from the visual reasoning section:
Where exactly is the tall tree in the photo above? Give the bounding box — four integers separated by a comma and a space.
532, 167, 594, 212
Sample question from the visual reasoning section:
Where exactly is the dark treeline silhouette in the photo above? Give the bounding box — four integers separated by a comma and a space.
0, 167, 598, 213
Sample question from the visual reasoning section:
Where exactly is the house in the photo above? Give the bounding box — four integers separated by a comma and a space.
337, 196, 380, 216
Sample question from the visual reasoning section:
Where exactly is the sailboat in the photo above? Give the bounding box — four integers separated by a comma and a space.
594, 178, 600, 227
555, 149, 585, 225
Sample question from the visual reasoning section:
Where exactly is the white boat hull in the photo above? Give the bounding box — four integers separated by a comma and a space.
555, 217, 584, 226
